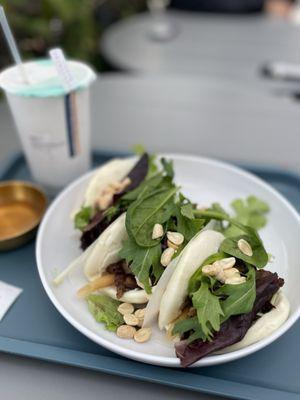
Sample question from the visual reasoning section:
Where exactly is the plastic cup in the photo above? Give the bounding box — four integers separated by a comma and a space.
0, 59, 96, 194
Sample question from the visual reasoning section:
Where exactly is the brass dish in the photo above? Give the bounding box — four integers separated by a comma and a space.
0, 181, 47, 251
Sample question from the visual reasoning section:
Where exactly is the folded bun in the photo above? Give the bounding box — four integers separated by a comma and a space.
84, 213, 127, 281
159, 230, 225, 330
83, 158, 136, 209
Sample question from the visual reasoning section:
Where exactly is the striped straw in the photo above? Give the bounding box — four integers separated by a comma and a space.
49, 48, 80, 157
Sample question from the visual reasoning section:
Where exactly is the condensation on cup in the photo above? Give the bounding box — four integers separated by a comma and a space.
0, 59, 96, 194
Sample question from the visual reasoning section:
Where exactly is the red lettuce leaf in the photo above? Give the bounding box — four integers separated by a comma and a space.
175, 270, 284, 367
80, 211, 111, 250
121, 153, 149, 194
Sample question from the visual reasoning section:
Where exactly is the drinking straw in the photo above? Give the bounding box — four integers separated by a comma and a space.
0, 6, 29, 83
49, 48, 76, 91
49, 48, 80, 156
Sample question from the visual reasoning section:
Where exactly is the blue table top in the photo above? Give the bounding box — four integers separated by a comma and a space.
1, 152, 300, 400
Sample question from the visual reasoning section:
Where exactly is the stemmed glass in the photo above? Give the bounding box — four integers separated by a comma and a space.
146, 0, 178, 41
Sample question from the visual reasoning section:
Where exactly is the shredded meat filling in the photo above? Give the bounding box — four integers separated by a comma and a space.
106, 261, 138, 299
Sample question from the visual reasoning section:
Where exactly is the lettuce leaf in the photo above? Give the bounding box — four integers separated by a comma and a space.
74, 206, 92, 231
119, 237, 163, 293
175, 270, 284, 367
87, 294, 123, 332
193, 209, 269, 269
191, 281, 224, 339
224, 196, 269, 237
126, 185, 178, 248
180, 263, 256, 342
217, 265, 256, 322
220, 220, 268, 268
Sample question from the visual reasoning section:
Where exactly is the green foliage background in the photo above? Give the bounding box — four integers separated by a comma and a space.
0, 0, 146, 71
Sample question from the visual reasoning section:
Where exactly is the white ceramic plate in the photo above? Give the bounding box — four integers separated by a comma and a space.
36, 154, 300, 367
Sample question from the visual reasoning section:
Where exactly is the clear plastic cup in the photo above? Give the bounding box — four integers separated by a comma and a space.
0, 59, 96, 194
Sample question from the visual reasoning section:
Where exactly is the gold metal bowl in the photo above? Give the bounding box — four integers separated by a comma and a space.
0, 181, 47, 251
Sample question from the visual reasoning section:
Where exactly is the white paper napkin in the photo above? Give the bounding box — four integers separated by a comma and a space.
0, 280, 22, 321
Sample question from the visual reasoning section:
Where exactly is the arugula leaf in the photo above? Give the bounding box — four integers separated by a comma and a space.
74, 206, 92, 231
193, 210, 268, 268
208, 202, 229, 217
119, 237, 163, 293
132, 144, 146, 155
173, 204, 204, 243
173, 316, 207, 342
147, 155, 158, 177
87, 294, 123, 331
178, 263, 256, 343
188, 252, 226, 294
217, 266, 256, 322
121, 173, 163, 202
201, 252, 229, 268
161, 157, 174, 180
204, 203, 228, 231
192, 281, 224, 338
104, 204, 122, 222
180, 203, 195, 219
126, 186, 178, 247
224, 196, 269, 237
220, 231, 268, 268
173, 316, 198, 335
166, 194, 205, 243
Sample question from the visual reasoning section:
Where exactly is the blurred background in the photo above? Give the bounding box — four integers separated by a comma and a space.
1, 0, 300, 170
0, 0, 298, 72
1, 2, 300, 399
0, 0, 146, 71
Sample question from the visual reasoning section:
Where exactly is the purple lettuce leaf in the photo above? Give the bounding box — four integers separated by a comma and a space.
122, 153, 149, 193
80, 211, 111, 250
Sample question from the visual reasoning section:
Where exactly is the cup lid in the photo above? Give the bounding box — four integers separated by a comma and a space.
0, 59, 96, 97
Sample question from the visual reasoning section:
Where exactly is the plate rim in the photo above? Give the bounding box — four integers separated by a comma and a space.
36, 153, 300, 367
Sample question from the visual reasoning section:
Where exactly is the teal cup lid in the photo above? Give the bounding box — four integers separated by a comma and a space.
0, 59, 96, 97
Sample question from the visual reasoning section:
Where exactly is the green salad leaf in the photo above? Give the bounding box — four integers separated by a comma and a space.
223, 196, 269, 237
180, 203, 195, 220
173, 204, 205, 243
74, 206, 92, 231
173, 316, 207, 343
87, 294, 123, 331
126, 186, 178, 247
174, 265, 256, 342
161, 157, 174, 180
173, 316, 198, 335
193, 210, 268, 268
119, 237, 163, 293
105, 167, 166, 225
217, 265, 256, 322
132, 144, 146, 155
121, 173, 163, 202
103, 204, 121, 222
204, 196, 269, 238
208, 202, 229, 217
132, 145, 158, 177
188, 252, 227, 294
220, 232, 268, 268
191, 281, 224, 339
119, 157, 178, 289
